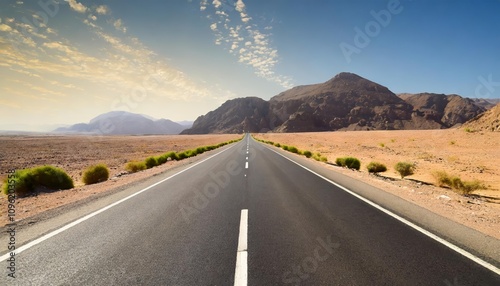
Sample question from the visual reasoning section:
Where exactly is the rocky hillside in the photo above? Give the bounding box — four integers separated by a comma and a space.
182, 73, 485, 134
181, 97, 270, 134
463, 103, 500, 132
398, 93, 486, 127
55, 111, 186, 135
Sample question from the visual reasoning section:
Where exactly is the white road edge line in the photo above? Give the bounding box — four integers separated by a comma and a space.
234, 209, 248, 286
263, 143, 500, 275
0, 142, 240, 262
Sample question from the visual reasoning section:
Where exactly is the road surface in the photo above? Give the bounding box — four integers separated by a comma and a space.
1, 134, 500, 285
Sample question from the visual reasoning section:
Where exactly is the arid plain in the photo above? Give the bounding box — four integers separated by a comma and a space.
1, 130, 499, 239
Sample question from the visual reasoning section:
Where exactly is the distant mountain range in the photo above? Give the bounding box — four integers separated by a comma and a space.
182, 73, 488, 134
54, 111, 191, 135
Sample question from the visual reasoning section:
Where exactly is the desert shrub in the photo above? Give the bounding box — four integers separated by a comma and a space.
165, 151, 178, 161
145, 156, 159, 169
367, 162, 387, 174
274, 143, 281, 147
282, 145, 289, 151
464, 127, 473, 133
432, 171, 486, 195
196, 146, 208, 154
313, 153, 323, 161
395, 162, 415, 178
303, 150, 312, 158
320, 156, 328, 163
82, 164, 109, 185
3, 166, 74, 197
176, 152, 188, 160
185, 149, 198, 157
335, 157, 345, 166
126, 161, 147, 173
288, 146, 299, 153
157, 154, 170, 165
344, 157, 361, 170
267, 141, 274, 145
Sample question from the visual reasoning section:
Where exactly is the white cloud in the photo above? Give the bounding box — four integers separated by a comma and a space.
199, 0, 292, 88
89, 14, 97, 21
212, 0, 222, 9
95, 5, 109, 15
65, 0, 88, 13
113, 19, 127, 33
0, 24, 12, 32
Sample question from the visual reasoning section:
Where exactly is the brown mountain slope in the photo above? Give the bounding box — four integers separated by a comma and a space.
463, 103, 500, 132
181, 97, 270, 134
182, 73, 485, 134
269, 72, 442, 132
398, 93, 486, 127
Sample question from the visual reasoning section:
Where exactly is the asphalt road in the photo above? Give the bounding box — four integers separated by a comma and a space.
1, 134, 500, 285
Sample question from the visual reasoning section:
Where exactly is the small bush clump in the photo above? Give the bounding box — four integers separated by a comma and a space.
82, 164, 110, 185
288, 146, 299, 154
432, 171, 486, 195
3, 166, 74, 197
336, 157, 361, 170
303, 150, 312, 158
126, 161, 147, 173
366, 162, 387, 174
282, 145, 289, 151
145, 156, 159, 169
274, 143, 281, 147
395, 162, 415, 178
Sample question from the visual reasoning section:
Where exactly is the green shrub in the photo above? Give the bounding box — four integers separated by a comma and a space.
157, 154, 170, 165
303, 150, 312, 158
82, 164, 109, 185
145, 156, 159, 169
126, 161, 147, 173
3, 166, 74, 197
196, 147, 207, 154
367, 162, 387, 174
176, 152, 188, 160
313, 153, 322, 161
336, 157, 361, 170
288, 146, 299, 153
274, 143, 281, 147
395, 162, 415, 178
282, 145, 289, 151
320, 156, 328, 162
164, 151, 178, 161
432, 171, 486, 195
343, 157, 361, 170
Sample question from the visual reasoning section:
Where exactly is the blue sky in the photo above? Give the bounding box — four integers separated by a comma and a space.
1, 0, 499, 131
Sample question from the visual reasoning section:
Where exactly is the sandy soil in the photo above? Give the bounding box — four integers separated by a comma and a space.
254, 129, 500, 239
0, 134, 241, 226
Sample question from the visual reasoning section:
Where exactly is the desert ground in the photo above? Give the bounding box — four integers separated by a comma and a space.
254, 128, 500, 239
1, 130, 499, 240
0, 134, 241, 226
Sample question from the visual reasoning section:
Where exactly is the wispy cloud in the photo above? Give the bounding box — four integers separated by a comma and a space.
95, 5, 109, 15
200, 0, 293, 88
0, 1, 227, 119
65, 0, 88, 14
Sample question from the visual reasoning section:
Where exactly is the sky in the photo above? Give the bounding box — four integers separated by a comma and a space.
1, 0, 500, 131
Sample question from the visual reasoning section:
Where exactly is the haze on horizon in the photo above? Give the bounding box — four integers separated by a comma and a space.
0, 0, 499, 131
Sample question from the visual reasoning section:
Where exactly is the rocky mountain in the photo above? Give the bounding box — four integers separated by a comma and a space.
181, 72, 487, 134
54, 111, 187, 135
463, 103, 500, 132
470, 98, 500, 110
398, 93, 486, 127
181, 97, 270, 134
